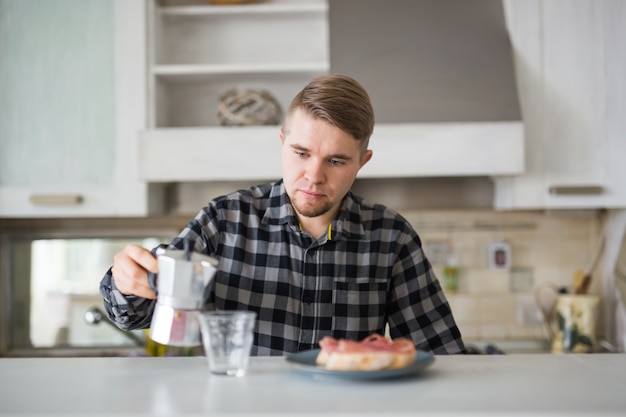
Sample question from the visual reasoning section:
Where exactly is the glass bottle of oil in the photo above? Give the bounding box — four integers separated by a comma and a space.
443, 244, 459, 292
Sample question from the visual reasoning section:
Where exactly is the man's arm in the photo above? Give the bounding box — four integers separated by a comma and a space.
387, 229, 465, 354
98, 244, 160, 331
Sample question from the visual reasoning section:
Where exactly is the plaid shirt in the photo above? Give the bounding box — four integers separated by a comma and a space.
100, 180, 464, 355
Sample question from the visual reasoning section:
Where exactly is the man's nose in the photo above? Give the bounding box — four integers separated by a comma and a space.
304, 159, 325, 183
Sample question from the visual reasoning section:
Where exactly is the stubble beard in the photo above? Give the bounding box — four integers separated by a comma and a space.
292, 197, 333, 218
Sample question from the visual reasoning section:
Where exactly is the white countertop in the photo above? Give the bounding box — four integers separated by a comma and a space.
1, 354, 625, 416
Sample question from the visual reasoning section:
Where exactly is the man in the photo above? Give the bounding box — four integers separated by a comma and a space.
100, 74, 465, 355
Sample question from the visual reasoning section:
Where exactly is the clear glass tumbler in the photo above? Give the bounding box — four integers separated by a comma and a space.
198, 311, 256, 376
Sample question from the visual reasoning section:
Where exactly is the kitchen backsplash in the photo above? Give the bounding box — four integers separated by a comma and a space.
401, 209, 605, 346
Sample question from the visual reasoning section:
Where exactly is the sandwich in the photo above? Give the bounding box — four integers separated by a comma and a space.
316, 334, 416, 371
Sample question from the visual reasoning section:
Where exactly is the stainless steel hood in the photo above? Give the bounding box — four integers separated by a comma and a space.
329, 0, 524, 177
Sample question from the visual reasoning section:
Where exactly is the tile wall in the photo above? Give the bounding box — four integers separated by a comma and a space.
400, 209, 605, 347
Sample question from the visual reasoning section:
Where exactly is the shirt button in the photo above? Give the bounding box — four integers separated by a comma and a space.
303, 295, 314, 304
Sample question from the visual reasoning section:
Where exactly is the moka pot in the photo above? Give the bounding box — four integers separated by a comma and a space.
149, 245, 219, 346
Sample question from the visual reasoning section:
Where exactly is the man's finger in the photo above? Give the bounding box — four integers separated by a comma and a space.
125, 244, 158, 273
111, 264, 157, 299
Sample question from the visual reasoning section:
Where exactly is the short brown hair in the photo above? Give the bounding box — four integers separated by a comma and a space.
283, 74, 375, 154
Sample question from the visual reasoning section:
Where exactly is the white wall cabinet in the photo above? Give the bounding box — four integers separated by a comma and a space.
494, 0, 626, 209
0, 0, 154, 218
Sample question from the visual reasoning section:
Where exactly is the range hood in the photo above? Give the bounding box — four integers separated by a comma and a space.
137, 0, 523, 184
330, 0, 524, 178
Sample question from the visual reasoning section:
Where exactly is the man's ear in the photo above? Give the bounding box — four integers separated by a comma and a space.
279, 128, 285, 143
360, 149, 373, 169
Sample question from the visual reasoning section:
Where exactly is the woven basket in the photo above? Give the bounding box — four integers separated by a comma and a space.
217, 88, 283, 126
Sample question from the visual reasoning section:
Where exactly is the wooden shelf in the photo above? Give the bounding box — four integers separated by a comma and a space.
153, 62, 330, 78
158, 2, 327, 16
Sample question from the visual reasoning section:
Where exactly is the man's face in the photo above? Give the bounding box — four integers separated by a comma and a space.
280, 109, 372, 221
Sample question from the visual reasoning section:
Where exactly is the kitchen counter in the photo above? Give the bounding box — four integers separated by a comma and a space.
1, 354, 625, 416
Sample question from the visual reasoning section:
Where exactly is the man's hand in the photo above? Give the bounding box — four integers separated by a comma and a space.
111, 244, 158, 299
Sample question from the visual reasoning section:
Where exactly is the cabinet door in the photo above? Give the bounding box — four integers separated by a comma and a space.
495, 0, 626, 209
0, 0, 151, 217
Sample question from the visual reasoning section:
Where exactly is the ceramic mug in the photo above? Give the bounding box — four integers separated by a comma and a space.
550, 294, 599, 354
535, 285, 600, 353
535, 284, 600, 353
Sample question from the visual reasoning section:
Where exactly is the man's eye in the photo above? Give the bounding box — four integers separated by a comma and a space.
295, 151, 307, 158
330, 159, 344, 166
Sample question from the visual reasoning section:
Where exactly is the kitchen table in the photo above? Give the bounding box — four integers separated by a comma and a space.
1, 353, 625, 416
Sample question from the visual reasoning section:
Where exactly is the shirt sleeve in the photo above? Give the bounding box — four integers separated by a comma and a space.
386, 227, 465, 355
99, 268, 156, 331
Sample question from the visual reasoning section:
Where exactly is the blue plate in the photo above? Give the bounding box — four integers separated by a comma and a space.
285, 349, 435, 380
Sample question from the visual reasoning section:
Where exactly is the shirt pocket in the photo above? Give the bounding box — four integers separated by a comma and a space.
331, 278, 388, 339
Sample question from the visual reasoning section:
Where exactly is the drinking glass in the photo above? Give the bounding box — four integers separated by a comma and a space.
198, 311, 256, 376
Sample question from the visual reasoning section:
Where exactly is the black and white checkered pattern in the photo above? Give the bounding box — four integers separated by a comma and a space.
100, 180, 464, 355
